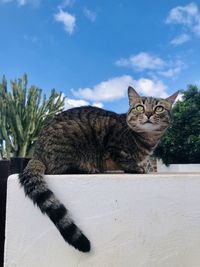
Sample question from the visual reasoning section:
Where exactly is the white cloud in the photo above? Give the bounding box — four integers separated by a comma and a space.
0, 0, 40, 6
166, 2, 199, 25
18, 0, 26, 5
24, 34, 38, 43
170, 33, 191, 45
92, 102, 103, 108
116, 52, 166, 71
158, 60, 185, 78
175, 93, 184, 103
54, 9, 76, 35
72, 75, 133, 102
166, 2, 200, 38
195, 80, 200, 86
159, 67, 181, 78
133, 78, 168, 98
64, 98, 103, 109
64, 98, 89, 109
72, 75, 169, 103
60, 0, 75, 8
116, 52, 184, 79
83, 7, 96, 22
0, 0, 12, 3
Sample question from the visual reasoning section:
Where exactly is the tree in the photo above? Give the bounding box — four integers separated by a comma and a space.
154, 85, 200, 165
0, 74, 65, 159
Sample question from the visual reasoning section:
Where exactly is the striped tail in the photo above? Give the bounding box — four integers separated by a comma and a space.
18, 159, 90, 253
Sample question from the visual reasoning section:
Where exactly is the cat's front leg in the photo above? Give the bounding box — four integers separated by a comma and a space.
111, 150, 146, 174
123, 165, 146, 174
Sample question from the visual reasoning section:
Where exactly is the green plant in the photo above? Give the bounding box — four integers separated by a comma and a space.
0, 74, 65, 159
154, 85, 200, 165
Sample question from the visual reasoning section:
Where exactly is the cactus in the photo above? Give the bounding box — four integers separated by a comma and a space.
0, 75, 11, 159
0, 74, 65, 159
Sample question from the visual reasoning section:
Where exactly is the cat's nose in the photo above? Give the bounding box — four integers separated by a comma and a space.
146, 112, 153, 119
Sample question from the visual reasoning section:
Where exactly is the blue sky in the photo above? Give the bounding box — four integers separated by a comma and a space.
0, 0, 200, 112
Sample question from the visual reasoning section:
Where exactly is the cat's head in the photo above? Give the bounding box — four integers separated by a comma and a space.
126, 86, 179, 133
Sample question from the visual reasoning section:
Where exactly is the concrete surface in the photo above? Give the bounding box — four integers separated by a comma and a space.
157, 162, 200, 173
4, 173, 200, 267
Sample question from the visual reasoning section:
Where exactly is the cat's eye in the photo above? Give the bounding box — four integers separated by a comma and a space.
136, 105, 144, 113
155, 105, 164, 114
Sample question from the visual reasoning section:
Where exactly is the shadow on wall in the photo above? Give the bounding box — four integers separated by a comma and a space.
0, 157, 30, 267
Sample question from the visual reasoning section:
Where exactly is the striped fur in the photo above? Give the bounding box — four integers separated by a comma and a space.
19, 160, 90, 252
19, 87, 178, 252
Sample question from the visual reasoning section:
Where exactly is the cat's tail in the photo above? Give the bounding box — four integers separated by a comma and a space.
18, 159, 90, 253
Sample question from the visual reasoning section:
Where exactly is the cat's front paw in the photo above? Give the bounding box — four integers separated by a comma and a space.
124, 166, 146, 174
88, 167, 100, 174
137, 166, 146, 174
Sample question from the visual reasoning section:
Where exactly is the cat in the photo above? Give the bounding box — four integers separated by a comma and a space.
19, 86, 178, 253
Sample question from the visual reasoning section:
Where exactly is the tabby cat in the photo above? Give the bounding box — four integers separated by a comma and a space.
19, 86, 178, 253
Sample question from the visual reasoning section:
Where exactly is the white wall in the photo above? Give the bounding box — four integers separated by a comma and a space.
4, 173, 200, 267
157, 161, 200, 173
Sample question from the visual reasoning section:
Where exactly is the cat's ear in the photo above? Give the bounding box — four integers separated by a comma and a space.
165, 91, 179, 105
128, 86, 141, 106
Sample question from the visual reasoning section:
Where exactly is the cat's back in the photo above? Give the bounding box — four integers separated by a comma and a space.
55, 105, 117, 120
34, 106, 121, 160
37, 106, 121, 141
45, 106, 119, 127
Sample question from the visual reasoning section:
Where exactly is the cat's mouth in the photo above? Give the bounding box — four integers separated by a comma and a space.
144, 120, 153, 124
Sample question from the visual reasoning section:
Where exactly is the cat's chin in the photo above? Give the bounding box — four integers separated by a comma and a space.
129, 122, 161, 133
138, 122, 160, 131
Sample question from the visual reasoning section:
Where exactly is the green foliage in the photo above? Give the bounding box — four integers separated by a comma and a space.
0, 74, 65, 159
154, 85, 200, 165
